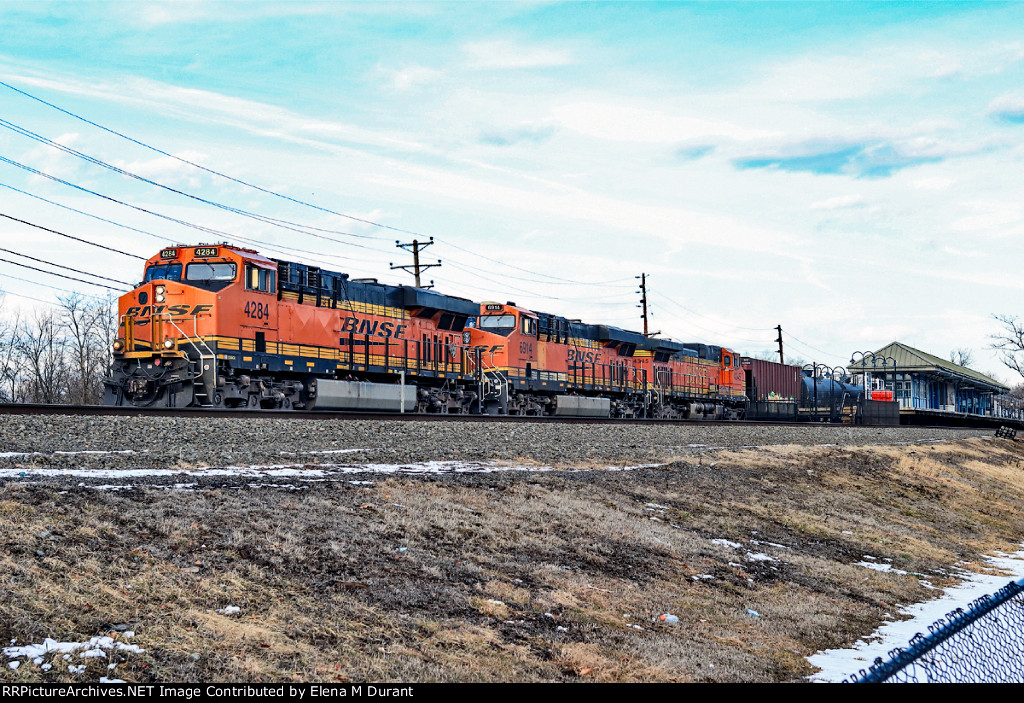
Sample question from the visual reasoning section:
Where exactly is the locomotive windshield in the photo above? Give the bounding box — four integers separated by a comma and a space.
478, 314, 516, 335
143, 263, 182, 282
183, 261, 237, 292
186, 262, 236, 281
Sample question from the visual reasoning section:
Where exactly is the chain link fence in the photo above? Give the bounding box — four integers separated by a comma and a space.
846, 577, 1024, 683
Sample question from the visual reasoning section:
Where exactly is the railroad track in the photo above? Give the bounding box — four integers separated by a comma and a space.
0, 402, 1012, 432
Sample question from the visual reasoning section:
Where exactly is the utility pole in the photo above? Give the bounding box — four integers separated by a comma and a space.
775, 324, 785, 364
635, 273, 659, 337
390, 237, 441, 288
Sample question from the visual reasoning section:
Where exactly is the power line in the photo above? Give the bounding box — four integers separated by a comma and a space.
650, 290, 776, 332
785, 330, 849, 363
0, 180, 394, 271
0, 79, 426, 237
0, 246, 130, 286
0, 211, 145, 260
0, 116, 384, 246
0, 154, 396, 259
0, 80, 652, 291
0, 288, 61, 307
436, 237, 636, 287
0, 256, 126, 292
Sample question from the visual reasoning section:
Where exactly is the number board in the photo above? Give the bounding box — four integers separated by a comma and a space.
193, 247, 219, 258
484, 304, 504, 311
160, 248, 179, 259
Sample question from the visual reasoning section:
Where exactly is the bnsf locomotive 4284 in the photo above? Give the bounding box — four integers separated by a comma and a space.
103, 244, 747, 418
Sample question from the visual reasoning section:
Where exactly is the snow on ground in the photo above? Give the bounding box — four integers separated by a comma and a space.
807, 547, 1024, 682
0, 457, 679, 488
3, 635, 145, 680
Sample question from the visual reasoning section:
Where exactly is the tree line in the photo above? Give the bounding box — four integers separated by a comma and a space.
0, 293, 116, 404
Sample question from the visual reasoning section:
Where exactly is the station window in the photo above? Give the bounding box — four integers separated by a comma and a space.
245, 264, 277, 293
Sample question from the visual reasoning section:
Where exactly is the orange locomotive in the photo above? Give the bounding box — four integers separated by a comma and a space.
465, 301, 746, 419
104, 243, 481, 411
104, 243, 746, 418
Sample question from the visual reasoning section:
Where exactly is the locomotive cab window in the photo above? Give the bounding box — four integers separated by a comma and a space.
186, 262, 236, 281
185, 261, 237, 291
245, 264, 276, 293
478, 314, 516, 336
144, 263, 182, 282
521, 317, 537, 336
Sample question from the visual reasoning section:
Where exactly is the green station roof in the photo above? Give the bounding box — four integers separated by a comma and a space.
850, 342, 1009, 393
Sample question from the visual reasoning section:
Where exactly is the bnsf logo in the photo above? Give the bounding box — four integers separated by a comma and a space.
340, 317, 408, 338
125, 304, 213, 317
567, 349, 602, 363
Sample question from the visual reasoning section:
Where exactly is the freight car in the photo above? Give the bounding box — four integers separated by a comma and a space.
103, 244, 747, 418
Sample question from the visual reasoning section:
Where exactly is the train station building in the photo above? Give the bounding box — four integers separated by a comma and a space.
848, 342, 1009, 416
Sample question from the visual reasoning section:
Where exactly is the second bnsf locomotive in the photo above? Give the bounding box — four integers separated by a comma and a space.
103, 244, 746, 419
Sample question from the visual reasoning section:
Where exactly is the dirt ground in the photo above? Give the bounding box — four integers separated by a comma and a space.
2, 436, 1024, 683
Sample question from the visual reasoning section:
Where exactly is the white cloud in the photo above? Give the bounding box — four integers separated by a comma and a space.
987, 92, 1024, 120
809, 194, 864, 210
112, 151, 209, 187
381, 64, 442, 91
950, 200, 1023, 236
911, 177, 953, 190
549, 101, 776, 144
462, 40, 573, 69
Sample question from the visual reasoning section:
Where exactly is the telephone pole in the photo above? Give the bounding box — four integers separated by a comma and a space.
390, 237, 441, 289
775, 324, 785, 364
636, 273, 659, 337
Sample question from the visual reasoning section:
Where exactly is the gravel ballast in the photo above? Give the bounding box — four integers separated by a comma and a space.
0, 414, 993, 477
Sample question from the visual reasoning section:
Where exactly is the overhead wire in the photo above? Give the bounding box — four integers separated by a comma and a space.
0, 155, 402, 269
0, 246, 130, 286
0, 115, 380, 244
0, 211, 145, 260
0, 78, 429, 238
0, 256, 127, 292
1, 80, 645, 289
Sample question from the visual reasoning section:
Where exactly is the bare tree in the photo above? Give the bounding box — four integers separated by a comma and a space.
16, 308, 68, 404
59, 293, 112, 404
750, 350, 807, 367
991, 314, 1024, 382
0, 300, 19, 402
949, 347, 974, 369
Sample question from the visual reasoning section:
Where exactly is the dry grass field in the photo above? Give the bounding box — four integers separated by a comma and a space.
2, 436, 1024, 682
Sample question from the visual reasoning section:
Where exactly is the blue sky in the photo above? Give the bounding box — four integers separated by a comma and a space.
1, 1, 1023, 383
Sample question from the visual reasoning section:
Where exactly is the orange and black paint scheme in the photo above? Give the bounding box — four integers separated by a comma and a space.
465, 301, 746, 418
104, 244, 746, 418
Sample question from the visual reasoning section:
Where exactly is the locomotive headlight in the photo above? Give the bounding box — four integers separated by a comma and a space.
163, 338, 175, 349
112, 340, 123, 352
155, 285, 166, 303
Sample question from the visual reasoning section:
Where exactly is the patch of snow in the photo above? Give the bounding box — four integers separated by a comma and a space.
217, 606, 240, 615
712, 539, 743, 549
3, 636, 146, 663
856, 562, 909, 575
752, 540, 790, 550
746, 552, 777, 563
808, 547, 1024, 682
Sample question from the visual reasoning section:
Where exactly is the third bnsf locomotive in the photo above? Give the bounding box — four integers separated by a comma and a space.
104, 244, 746, 419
